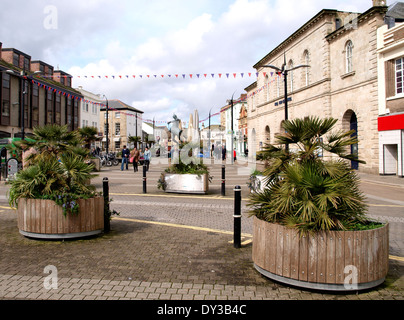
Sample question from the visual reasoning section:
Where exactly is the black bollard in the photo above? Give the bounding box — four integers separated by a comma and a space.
103, 177, 110, 233
233, 185, 241, 248
221, 165, 226, 196
143, 165, 147, 193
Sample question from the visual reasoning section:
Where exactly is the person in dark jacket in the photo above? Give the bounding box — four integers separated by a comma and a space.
121, 145, 130, 170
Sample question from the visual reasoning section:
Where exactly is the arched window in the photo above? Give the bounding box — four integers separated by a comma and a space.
288, 60, 294, 92
265, 125, 270, 142
346, 41, 353, 73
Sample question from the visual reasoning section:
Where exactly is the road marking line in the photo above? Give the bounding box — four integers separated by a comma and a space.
109, 192, 243, 201
368, 204, 404, 208
114, 217, 404, 260
113, 217, 252, 238
361, 180, 404, 189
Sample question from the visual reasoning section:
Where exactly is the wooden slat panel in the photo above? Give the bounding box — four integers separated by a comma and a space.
51, 201, 58, 234
290, 231, 300, 280
344, 231, 355, 270
299, 234, 308, 282
308, 233, 317, 283
354, 232, 362, 283
37, 199, 45, 233
89, 197, 95, 231
85, 198, 91, 231
381, 224, 389, 279
317, 232, 327, 284
276, 224, 283, 276
335, 231, 345, 284
263, 221, 271, 271
252, 217, 258, 262
45, 201, 52, 234
268, 222, 277, 274
17, 199, 24, 230
254, 219, 265, 268
282, 227, 291, 278
360, 231, 368, 283
367, 230, 375, 282
326, 232, 336, 284
58, 202, 64, 234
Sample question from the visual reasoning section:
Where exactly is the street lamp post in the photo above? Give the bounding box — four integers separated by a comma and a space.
261, 53, 310, 152
102, 95, 109, 154
229, 91, 235, 164
208, 107, 212, 158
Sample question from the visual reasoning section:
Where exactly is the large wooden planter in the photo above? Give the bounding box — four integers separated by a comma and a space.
17, 197, 104, 239
164, 173, 209, 194
252, 217, 389, 291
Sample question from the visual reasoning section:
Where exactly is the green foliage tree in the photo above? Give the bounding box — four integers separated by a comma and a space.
8, 124, 98, 215
248, 116, 370, 234
128, 135, 142, 149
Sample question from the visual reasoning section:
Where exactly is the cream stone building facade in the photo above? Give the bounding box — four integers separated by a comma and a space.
377, 4, 404, 177
246, 1, 392, 174
99, 100, 143, 153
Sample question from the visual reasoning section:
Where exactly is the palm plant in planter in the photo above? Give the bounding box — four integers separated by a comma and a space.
249, 117, 389, 291
9, 124, 103, 239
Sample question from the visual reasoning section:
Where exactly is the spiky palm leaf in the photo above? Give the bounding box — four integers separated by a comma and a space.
249, 116, 368, 234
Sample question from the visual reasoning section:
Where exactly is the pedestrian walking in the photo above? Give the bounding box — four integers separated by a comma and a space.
233, 148, 237, 162
121, 145, 130, 171
222, 145, 226, 161
143, 146, 151, 171
130, 147, 140, 172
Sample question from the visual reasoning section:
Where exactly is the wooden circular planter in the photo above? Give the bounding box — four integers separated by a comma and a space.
17, 197, 104, 240
252, 217, 389, 291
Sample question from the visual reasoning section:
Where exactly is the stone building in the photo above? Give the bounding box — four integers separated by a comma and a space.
246, 1, 398, 174
0, 41, 82, 143
220, 94, 247, 159
377, 2, 404, 176
99, 99, 143, 153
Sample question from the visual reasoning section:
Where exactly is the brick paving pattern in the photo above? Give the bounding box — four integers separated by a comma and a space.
0, 161, 403, 302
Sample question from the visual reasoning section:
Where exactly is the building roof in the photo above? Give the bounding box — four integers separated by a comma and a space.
386, 2, 404, 20
0, 59, 82, 96
253, 9, 339, 69
100, 99, 143, 113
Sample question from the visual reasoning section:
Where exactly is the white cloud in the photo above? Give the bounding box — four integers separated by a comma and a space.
0, 0, 374, 125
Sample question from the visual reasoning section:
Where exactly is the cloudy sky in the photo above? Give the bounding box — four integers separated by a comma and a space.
0, 0, 373, 126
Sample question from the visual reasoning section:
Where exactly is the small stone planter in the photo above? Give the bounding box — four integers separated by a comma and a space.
17, 197, 104, 239
252, 217, 389, 291
164, 173, 209, 194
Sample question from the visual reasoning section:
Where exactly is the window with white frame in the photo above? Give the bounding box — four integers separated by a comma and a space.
396, 57, 403, 95
115, 112, 120, 118
289, 60, 294, 92
115, 122, 120, 136
346, 41, 353, 73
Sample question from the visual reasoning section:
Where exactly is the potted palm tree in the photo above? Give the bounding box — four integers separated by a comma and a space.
249, 117, 389, 291
8, 124, 104, 239
158, 142, 211, 194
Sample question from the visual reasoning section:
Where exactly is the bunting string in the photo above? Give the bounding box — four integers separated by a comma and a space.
31, 70, 281, 125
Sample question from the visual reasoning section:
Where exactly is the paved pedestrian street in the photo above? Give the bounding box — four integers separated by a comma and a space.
0, 161, 403, 314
